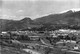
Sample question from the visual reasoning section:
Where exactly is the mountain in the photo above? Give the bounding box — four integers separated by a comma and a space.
0, 9, 80, 31
0, 19, 13, 31
0, 17, 41, 31
59, 9, 80, 13
34, 10, 80, 26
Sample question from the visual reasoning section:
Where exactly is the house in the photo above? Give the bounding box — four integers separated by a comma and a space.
28, 36, 40, 41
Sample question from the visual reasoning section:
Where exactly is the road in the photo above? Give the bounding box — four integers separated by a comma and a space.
61, 49, 80, 54
23, 49, 41, 54
67, 50, 80, 54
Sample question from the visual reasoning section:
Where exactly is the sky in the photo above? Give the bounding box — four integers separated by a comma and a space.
0, 0, 80, 20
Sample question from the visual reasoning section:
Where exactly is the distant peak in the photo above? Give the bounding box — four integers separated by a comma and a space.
20, 17, 32, 22
66, 10, 74, 13
59, 8, 80, 14
21, 17, 31, 20
70, 8, 80, 12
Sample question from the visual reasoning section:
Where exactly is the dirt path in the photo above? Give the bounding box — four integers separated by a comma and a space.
23, 49, 41, 54
67, 50, 80, 54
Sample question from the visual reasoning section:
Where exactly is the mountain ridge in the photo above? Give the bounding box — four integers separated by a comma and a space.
34, 10, 80, 25
0, 9, 80, 31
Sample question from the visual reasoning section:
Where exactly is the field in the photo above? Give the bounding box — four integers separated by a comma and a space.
0, 30, 80, 54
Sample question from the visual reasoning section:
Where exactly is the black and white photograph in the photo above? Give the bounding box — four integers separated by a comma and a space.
0, 0, 80, 54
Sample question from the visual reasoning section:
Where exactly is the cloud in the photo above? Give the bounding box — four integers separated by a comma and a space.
3, 0, 38, 1
53, 0, 77, 2
0, 9, 1, 11
1, 14, 18, 19
17, 10, 24, 13
1, 0, 80, 20
0, 0, 2, 8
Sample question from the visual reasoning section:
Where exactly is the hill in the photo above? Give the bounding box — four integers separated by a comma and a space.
0, 17, 41, 31
0, 10, 80, 31
34, 10, 80, 26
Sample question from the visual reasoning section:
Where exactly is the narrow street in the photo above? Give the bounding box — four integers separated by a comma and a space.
23, 49, 41, 54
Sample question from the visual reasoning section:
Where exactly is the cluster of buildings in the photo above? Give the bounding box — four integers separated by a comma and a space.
1, 29, 80, 51
50, 29, 80, 51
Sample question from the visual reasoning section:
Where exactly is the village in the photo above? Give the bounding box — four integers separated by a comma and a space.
0, 29, 80, 54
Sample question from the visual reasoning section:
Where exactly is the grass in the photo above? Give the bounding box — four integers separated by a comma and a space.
0, 45, 30, 54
